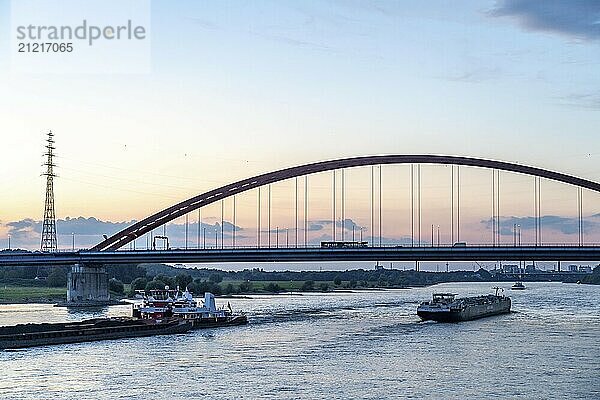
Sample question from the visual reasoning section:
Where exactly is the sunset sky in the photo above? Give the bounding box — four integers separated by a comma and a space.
1, 1, 599, 251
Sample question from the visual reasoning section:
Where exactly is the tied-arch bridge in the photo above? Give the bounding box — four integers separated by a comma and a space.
1, 154, 600, 304
92, 154, 600, 252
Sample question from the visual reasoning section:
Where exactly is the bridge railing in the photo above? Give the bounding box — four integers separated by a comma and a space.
4, 243, 600, 255
104, 242, 600, 252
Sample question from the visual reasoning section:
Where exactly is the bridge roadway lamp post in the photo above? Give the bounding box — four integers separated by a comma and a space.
7, 234, 10, 250
431, 224, 434, 247
72, 233, 75, 251
185, 215, 188, 250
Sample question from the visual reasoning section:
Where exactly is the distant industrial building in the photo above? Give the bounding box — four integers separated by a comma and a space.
525, 264, 537, 273
501, 264, 519, 274
567, 264, 579, 272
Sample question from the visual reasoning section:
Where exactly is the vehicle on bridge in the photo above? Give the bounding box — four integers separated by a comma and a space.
133, 288, 247, 329
320, 241, 368, 249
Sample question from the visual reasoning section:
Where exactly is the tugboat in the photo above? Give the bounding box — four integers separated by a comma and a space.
511, 261, 527, 290
417, 287, 511, 322
132, 287, 248, 329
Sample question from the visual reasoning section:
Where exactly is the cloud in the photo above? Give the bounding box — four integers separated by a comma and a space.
481, 214, 600, 235
6, 217, 136, 237
305, 218, 363, 232
3, 215, 393, 249
557, 91, 600, 110
161, 220, 245, 241
295, 218, 418, 245
60, 217, 135, 236
1, 216, 250, 250
4, 217, 138, 249
5, 218, 41, 244
489, 0, 600, 41
187, 16, 336, 53
442, 67, 503, 83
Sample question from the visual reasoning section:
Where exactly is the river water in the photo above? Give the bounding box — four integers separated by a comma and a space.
0, 282, 598, 399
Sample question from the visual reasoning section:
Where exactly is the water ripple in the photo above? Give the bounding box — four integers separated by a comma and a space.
0, 282, 598, 399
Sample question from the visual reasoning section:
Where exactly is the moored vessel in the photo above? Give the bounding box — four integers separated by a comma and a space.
0, 317, 191, 350
417, 288, 511, 322
132, 288, 248, 329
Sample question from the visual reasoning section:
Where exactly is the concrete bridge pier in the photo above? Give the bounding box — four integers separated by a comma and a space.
66, 264, 110, 304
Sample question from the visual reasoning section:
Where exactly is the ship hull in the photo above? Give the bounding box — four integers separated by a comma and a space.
0, 318, 191, 350
418, 298, 511, 322
188, 315, 248, 329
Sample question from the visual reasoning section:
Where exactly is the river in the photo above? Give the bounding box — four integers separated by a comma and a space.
1, 282, 598, 399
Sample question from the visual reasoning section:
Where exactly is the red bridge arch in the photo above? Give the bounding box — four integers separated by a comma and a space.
92, 155, 600, 251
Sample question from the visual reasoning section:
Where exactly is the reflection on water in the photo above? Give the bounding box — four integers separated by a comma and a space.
1, 282, 599, 399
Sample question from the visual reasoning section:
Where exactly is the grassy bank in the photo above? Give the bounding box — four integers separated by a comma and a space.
0, 286, 66, 303
222, 279, 338, 292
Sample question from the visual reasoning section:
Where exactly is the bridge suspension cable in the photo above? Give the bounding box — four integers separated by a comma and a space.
332, 170, 336, 242
379, 165, 382, 246
410, 164, 414, 247
304, 176, 308, 247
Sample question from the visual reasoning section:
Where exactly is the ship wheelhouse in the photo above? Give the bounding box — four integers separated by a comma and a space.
134, 287, 236, 322
431, 293, 457, 303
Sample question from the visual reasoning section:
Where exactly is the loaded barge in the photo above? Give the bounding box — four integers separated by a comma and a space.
417, 288, 511, 322
1, 289, 247, 350
0, 317, 190, 350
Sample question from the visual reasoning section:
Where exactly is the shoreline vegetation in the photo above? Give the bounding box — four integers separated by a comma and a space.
1, 262, 598, 304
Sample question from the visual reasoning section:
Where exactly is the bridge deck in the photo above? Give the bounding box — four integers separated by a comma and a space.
1, 246, 599, 266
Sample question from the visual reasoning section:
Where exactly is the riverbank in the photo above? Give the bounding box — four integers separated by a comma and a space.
2, 266, 596, 304
0, 286, 127, 305
0, 284, 399, 304
0, 286, 65, 304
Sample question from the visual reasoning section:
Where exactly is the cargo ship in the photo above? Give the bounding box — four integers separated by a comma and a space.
417, 288, 511, 322
132, 288, 248, 329
0, 317, 191, 350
